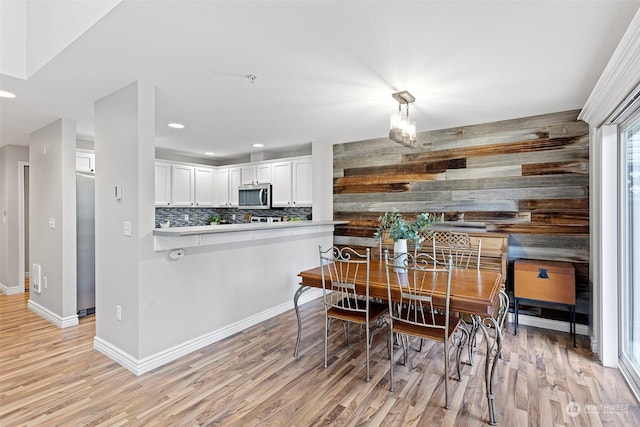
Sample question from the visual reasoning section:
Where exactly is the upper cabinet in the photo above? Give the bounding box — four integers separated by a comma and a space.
76, 150, 95, 172
215, 167, 241, 207
292, 157, 313, 207
271, 161, 293, 207
155, 162, 172, 206
170, 164, 195, 206
241, 163, 272, 185
155, 156, 310, 208
271, 156, 312, 207
194, 166, 215, 206
155, 162, 214, 207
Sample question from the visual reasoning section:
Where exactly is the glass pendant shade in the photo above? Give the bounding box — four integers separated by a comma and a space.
390, 111, 402, 130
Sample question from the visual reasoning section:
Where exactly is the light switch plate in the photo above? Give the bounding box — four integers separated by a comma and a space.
48, 217, 55, 228
123, 221, 132, 236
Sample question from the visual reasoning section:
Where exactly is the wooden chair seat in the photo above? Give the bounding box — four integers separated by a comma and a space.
391, 315, 462, 342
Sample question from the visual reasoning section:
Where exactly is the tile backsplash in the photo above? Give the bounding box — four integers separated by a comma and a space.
155, 207, 312, 228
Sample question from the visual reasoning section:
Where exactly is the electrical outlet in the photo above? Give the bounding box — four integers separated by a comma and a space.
116, 305, 122, 321
43, 276, 47, 289
184, 214, 189, 221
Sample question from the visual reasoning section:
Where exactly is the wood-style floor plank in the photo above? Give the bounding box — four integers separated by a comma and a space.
1, 292, 639, 426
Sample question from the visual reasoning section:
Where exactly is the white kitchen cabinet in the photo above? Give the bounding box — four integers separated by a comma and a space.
171, 164, 195, 206
194, 167, 215, 206
241, 163, 272, 185
271, 161, 293, 207
229, 167, 241, 206
76, 150, 95, 172
292, 158, 312, 206
271, 157, 312, 207
155, 162, 172, 206
215, 167, 241, 207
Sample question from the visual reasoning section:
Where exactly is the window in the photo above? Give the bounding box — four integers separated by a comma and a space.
619, 108, 640, 397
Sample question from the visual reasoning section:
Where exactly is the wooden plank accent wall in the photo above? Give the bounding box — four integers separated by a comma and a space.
332, 110, 589, 324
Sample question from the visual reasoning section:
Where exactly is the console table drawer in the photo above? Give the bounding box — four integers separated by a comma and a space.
514, 259, 575, 305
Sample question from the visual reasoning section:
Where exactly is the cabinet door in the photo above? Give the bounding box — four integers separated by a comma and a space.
171, 164, 195, 206
215, 168, 230, 206
155, 162, 172, 206
194, 167, 214, 206
256, 163, 272, 183
228, 167, 241, 207
271, 161, 292, 207
241, 166, 256, 185
76, 151, 95, 172
292, 159, 312, 206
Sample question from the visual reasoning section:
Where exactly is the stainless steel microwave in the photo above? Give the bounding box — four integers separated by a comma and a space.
238, 183, 271, 209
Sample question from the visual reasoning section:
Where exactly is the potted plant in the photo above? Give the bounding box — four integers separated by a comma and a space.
207, 214, 221, 225
374, 210, 433, 242
374, 210, 434, 266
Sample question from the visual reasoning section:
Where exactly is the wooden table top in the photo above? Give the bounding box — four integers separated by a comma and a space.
298, 261, 503, 317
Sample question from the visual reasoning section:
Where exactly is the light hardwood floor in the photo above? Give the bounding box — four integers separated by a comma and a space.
1, 292, 638, 426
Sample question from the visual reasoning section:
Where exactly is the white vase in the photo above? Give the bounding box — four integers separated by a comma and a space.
393, 239, 408, 271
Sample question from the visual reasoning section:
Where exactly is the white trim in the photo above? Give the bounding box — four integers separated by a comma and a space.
28, 299, 79, 328
508, 313, 589, 336
0, 283, 23, 295
94, 288, 323, 376
17, 161, 29, 295
579, 9, 640, 127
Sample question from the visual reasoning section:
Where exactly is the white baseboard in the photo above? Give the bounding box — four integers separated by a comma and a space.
508, 312, 589, 336
0, 283, 24, 295
28, 299, 79, 328
94, 288, 324, 376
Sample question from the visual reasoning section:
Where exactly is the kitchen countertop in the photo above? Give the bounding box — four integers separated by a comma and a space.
153, 220, 348, 237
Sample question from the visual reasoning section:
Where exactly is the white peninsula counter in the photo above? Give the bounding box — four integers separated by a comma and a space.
153, 220, 346, 251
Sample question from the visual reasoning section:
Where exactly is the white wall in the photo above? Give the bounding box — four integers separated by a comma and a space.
312, 140, 333, 221
93, 81, 332, 372
28, 119, 78, 326
0, 145, 29, 294
94, 81, 153, 358
0, 0, 121, 79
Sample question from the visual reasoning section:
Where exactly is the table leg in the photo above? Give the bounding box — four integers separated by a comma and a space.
472, 288, 508, 425
293, 285, 310, 357
474, 314, 503, 426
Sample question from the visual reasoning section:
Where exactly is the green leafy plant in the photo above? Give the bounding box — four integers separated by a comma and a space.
373, 210, 434, 244
207, 214, 221, 225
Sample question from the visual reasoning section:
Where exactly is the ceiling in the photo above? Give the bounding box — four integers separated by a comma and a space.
1, 0, 639, 163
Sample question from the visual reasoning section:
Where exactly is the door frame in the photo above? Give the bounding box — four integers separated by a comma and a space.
18, 161, 29, 294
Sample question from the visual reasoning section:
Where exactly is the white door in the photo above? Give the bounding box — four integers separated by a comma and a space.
271, 161, 292, 207
229, 167, 242, 207
292, 159, 312, 206
171, 165, 194, 206
241, 166, 256, 185
256, 163, 272, 183
215, 168, 230, 207
155, 162, 172, 206
194, 167, 214, 206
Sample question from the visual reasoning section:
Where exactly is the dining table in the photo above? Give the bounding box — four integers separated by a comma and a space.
294, 260, 509, 425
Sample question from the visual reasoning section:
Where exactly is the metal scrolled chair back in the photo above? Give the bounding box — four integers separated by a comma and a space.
416, 230, 482, 270
319, 246, 370, 313
386, 250, 453, 331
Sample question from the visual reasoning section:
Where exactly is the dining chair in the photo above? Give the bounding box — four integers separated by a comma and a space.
432, 231, 482, 270
319, 246, 388, 381
433, 232, 485, 356
384, 250, 468, 409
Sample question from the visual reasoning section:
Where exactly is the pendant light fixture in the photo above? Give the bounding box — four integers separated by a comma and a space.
389, 90, 417, 147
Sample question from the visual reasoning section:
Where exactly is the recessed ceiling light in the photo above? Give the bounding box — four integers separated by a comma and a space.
0, 90, 16, 98
253, 143, 264, 148
168, 122, 185, 129
205, 152, 215, 156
